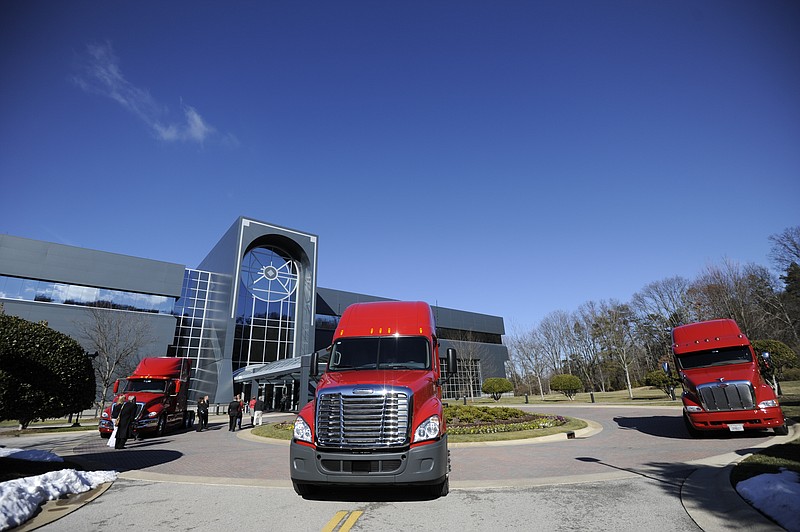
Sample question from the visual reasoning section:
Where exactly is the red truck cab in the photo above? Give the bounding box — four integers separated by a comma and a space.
672, 319, 787, 437
99, 357, 193, 438
290, 301, 457, 498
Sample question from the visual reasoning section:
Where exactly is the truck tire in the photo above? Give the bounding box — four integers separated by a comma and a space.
292, 481, 316, 497
774, 424, 789, 436
156, 415, 167, 437
428, 476, 449, 498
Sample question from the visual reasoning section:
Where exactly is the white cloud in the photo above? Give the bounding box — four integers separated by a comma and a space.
73, 42, 221, 145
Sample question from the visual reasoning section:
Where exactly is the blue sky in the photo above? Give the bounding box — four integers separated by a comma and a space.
1, 1, 798, 330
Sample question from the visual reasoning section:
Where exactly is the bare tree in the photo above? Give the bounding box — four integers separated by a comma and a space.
444, 330, 486, 401
73, 308, 156, 413
592, 300, 637, 399
687, 258, 791, 341
768, 226, 800, 272
630, 276, 691, 327
506, 325, 548, 399
572, 303, 605, 392
536, 310, 572, 374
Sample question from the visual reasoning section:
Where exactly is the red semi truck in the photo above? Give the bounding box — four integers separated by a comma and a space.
672, 319, 788, 437
290, 301, 458, 497
99, 357, 193, 438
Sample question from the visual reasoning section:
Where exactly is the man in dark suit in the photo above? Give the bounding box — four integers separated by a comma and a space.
115, 395, 137, 449
228, 395, 242, 431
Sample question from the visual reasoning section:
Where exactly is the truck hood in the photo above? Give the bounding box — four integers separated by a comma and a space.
319, 370, 436, 397
126, 392, 167, 416
681, 362, 760, 387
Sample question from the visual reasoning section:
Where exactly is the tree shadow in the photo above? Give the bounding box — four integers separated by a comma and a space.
613, 415, 777, 440
66, 443, 183, 473
574, 452, 782, 529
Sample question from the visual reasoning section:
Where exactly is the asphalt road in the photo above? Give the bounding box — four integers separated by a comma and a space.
2, 405, 792, 531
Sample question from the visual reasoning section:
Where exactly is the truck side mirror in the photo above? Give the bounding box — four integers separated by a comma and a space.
175, 381, 182, 394
445, 348, 458, 381
310, 351, 319, 378
113, 380, 119, 394
761, 352, 771, 369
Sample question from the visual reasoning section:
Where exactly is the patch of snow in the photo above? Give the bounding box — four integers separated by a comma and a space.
0, 448, 117, 531
736, 468, 800, 532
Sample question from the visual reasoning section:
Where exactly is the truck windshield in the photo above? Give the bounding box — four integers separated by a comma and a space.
124, 379, 167, 394
329, 336, 430, 371
676, 346, 753, 370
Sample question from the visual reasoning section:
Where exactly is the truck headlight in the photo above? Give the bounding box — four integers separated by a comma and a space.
685, 405, 703, 413
758, 400, 778, 408
413, 415, 440, 443
293, 416, 312, 443
148, 411, 158, 418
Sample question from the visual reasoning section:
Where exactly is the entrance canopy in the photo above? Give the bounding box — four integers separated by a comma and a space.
232, 357, 302, 384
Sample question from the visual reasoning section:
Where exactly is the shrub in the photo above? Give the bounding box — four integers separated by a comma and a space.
550, 374, 582, 400
752, 339, 798, 380
644, 370, 679, 398
481, 377, 514, 401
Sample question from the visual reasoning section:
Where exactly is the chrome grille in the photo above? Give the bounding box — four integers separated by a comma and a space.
316, 387, 410, 448
697, 380, 755, 411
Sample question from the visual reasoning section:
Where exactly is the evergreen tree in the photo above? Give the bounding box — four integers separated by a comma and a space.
0, 314, 96, 429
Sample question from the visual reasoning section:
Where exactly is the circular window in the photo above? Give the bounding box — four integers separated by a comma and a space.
241, 247, 298, 302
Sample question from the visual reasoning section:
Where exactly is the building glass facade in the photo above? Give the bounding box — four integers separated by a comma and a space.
233, 246, 298, 367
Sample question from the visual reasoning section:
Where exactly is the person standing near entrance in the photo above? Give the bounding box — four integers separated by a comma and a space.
115, 395, 137, 449
249, 396, 257, 426
228, 395, 242, 431
196, 396, 209, 432
253, 396, 265, 426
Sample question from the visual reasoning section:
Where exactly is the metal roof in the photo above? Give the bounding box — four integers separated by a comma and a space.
232, 357, 302, 383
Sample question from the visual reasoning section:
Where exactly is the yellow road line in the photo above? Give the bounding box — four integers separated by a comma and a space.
321, 510, 363, 532
340, 511, 363, 531
321, 511, 348, 532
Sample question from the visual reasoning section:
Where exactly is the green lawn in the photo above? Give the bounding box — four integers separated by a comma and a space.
457, 385, 682, 407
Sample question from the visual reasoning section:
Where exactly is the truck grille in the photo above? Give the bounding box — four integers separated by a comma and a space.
316, 387, 410, 448
697, 380, 755, 411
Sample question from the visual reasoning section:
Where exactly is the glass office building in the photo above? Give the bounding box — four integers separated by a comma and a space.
0, 217, 507, 406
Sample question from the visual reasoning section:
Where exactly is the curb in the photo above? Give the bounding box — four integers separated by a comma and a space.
681, 421, 799, 532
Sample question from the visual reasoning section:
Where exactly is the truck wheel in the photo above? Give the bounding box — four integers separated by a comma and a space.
774, 424, 789, 436
292, 481, 316, 497
428, 476, 449, 498
156, 416, 166, 437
